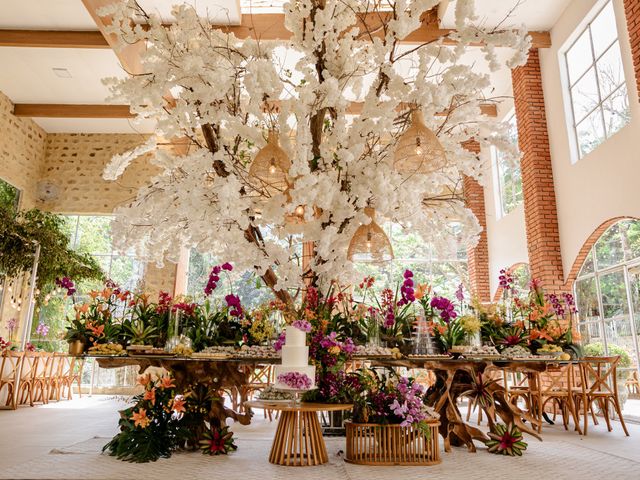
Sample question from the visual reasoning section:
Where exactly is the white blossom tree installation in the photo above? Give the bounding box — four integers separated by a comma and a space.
101, 0, 527, 303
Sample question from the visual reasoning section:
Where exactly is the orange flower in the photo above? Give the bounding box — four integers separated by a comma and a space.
529, 328, 553, 342
143, 387, 156, 405
414, 283, 431, 301
131, 408, 150, 428
159, 375, 175, 390
86, 322, 104, 337
515, 320, 525, 329
437, 325, 448, 335
101, 288, 113, 299
172, 396, 186, 414
138, 374, 152, 387
88, 290, 100, 299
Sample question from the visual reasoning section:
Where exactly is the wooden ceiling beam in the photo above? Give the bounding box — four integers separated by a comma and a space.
12, 104, 134, 118
12, 102, 497, 119
0, 15, 551, 51
0, 29, 109, 48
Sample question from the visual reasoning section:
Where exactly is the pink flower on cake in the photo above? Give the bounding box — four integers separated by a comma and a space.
277, 372, 312, 390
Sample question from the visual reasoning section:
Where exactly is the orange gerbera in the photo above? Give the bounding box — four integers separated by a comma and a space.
172, 396, 186, 414
143, 387, 156, 405
159, 375, 175, 390
132, 408, 150, 428
138, 373, 152, 387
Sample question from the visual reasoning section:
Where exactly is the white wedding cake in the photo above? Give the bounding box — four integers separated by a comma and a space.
274, 325, 316, 390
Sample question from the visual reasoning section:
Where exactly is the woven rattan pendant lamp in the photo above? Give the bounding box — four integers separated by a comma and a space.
347, 207, 394, 263
249, 130, 291, 193
394, 110, 447, 174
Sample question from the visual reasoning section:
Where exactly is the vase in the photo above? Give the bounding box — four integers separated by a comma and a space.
465, 332, 482, 347
68, 339, 85, 356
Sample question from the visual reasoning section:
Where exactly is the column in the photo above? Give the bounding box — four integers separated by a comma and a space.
511, 49, 565, 293
462, 140, 491, 302
623, 0, 640, 99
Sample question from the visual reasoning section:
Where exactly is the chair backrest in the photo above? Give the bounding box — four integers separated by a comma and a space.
580, 356, 620, 396
50, 353, 64, 379
59, 355, 73, 378
34, 352, 53, 378
1, 351, 24, 382
20, 352, 39, 381
539, 364, 572, 394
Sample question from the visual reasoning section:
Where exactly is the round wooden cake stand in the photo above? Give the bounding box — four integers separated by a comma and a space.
245, 401, 352, 466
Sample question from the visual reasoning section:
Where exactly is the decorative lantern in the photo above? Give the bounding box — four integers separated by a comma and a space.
393, 110, 447, 174
249, 130, 291, 193
347, 207, 394, 263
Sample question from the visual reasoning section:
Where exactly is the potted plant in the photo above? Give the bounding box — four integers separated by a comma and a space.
63, 318, 88, 355
346, 369, 441, 466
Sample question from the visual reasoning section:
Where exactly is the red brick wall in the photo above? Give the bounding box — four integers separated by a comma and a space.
462, 140, 491, 302
511, 49, 566, 294
623, 0, 640, 99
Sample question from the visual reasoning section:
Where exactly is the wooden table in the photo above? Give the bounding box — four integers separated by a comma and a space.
246, 400, 352, 466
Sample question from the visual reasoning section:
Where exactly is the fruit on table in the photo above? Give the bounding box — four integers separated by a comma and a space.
88, 343, 125, 355
559, 353, 571, 361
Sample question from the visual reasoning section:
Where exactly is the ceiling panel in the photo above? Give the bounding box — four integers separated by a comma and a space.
440, 0, 572, 31
0, 0, 98, 30
136, 0, 241, 24
0, 47, 125, 104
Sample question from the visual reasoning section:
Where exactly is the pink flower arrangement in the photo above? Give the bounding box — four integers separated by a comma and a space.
204, 262, 233, 296
277, 371, 312, 390
292, 320, 311, 332
273, 331, 286, 351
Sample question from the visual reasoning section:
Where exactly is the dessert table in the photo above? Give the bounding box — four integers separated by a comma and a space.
90, 354, 579, 452
246, 400, 353, 466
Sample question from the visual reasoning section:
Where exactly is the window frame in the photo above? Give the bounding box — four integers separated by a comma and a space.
562, 0, 630, 161
491, 112, 523, 219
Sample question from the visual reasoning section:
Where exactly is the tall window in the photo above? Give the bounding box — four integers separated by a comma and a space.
0, 178, 21, 312
574, 219, 640, 384
35, 215, 145, 351
186, 250, 275, 309
493, 114, 523, 217
564, 0, 630, 159
354, 222, 468, 298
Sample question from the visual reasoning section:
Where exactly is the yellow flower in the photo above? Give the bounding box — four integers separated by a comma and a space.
131, 408, 150, 428
328, 346, 341, 355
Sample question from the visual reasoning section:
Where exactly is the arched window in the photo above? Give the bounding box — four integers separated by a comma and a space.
574, 219, 640, 378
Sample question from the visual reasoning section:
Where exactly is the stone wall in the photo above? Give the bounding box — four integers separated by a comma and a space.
0, 91, 46, 208
0, 93, 178, 338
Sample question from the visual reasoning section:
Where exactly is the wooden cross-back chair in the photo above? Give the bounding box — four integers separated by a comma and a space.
17, 351, 38, 407
574, 356, 629, 436
503, 369, 542, 431
539, 364, 581, 434
1, 351, 24, 409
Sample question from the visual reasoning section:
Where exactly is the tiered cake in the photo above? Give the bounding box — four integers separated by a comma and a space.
274, 325, 316, 390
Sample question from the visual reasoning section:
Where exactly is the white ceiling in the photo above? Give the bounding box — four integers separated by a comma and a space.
0, 0, 573, 133
441, 0, 572, 31
0, 1, 98, 30
135, 0, 241, 24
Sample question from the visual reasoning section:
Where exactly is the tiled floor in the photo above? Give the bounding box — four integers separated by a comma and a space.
0, 396, 639, 479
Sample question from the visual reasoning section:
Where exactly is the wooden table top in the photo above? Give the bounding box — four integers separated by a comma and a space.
245, 400, 353, 412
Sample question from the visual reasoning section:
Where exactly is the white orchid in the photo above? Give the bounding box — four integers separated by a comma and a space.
101, 0, 528, 302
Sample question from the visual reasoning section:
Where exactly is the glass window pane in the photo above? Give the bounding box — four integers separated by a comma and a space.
591, 1, 618, 58
580, 321, 603, 345
110, 256, 143, 291
576, 276, 600, 320
576, 108, 605, 157
596, 41, 625, 99
571, 68, 600, 123
566, 29, 593, 84
75, 216, 112, 255
599, 270, 629, 319
579, 250, 595, 276
602, 84, 631, 137
595, 224, 625, 269
621, 220, 640, 261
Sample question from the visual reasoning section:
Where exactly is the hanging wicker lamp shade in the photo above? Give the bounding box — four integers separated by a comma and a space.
249, 130, 291, 193
347, 207, 394, 263
393, 110, 447, 174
